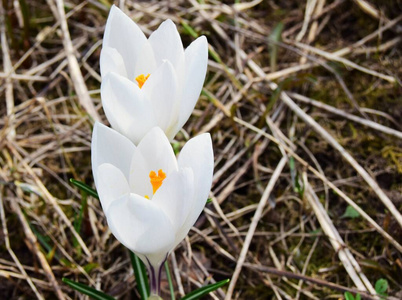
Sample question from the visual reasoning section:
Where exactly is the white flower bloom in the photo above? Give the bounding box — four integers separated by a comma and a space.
91, 122, 213, 294
100, 5, 208, 144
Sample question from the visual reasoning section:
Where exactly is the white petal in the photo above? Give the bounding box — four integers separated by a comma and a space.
91, 122, 135, 187
148, 19, 184, 72
96, 163, 130, 212
100, 47, 127, 78
176, 133, 213, 244
137, 127, 178, 175
133, 42, 157, 78
152, 168, 193, 232
106, 193, 175, 266
129, 147, 153, 198
103, 5, 155, 79
142, 61, 178, 134
101, 72, 157, 144
175, 36, 208, 134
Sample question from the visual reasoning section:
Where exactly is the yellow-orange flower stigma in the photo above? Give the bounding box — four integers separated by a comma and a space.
149, 169, 166, 194
135, 74, 150, 88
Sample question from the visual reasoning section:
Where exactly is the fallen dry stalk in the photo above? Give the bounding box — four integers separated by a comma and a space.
225, 156, 287, 300
293, 41, 396, 83
243, 263, 380, 300
52, 0, 100, 122
278, 91, 402, 228
1, 1, 400, 298
303, 178, 376, 295
222, 32, 402, 228
288, 92, 402, 139
7, 142, 92, 258
9, 194, 66, 300
234, 116, 402, 252
0, 187, 45, 300
0, 2, 15, 139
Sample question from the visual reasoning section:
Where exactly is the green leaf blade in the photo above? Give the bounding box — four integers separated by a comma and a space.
70, 178, 99, 199
165, 261, 175, 300
181, 279, 230, 300
129, 251, 149, 300
344, 291, 355, 300
268, 22, 284, 72
62, 278, 115, 300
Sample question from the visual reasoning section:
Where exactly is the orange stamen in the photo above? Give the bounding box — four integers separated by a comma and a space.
149, 169, 166, 194
135, 74, 150, 88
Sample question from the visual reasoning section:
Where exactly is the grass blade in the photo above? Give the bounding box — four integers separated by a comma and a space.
74, 193, 87, 233
62, 278, 115, 300
165, 260, 175, 300
70, 178, 99, 199
73, 192, 87, 257
268, 22, 284, 72
180, 20, 198, 38
129, 251, 149, 299
181, 279, 230, 300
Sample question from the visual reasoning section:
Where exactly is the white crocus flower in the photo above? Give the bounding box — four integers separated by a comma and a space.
91, 122, 213, 296
100, 5, 208, 144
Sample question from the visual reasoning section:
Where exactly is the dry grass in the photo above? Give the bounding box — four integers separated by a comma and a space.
0, 0, 401, 299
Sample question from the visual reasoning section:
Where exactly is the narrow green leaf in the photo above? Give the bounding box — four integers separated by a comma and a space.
355, 294, 361, 300
19, 0, 30, 49
73, 192, 87, 257
83, 262, 99, 273
129, 251, 149, 299
30, 225, 53, 253
181, 279, 230, 300
62, 278, 115, 300
289, 159, 296, 187
344, 291, 355, 300
258, 85, 281, 128
98, 0, 112, 9
70, 178, 99, 199
73, 191, 88, 257
268, 22, 284, 72
45, 245, 57, 262
288, 156, 304, 197
30, 224, 65, 263
206, 198, 212, 204
207, 46, 222, 64
181, 20, 198, 38
164, 261, 175, 300
74, 193, 87, 234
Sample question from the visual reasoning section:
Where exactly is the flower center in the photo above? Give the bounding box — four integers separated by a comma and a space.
135, 74, 150, 88
144, 169, 166, 199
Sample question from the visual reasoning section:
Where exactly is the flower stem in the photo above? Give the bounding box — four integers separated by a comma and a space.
149, 263, 159, 296
145, 257, 166, 298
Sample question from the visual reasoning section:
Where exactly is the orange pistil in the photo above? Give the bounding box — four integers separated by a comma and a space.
149, 169, 166, 194
135, 74, 150, 88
